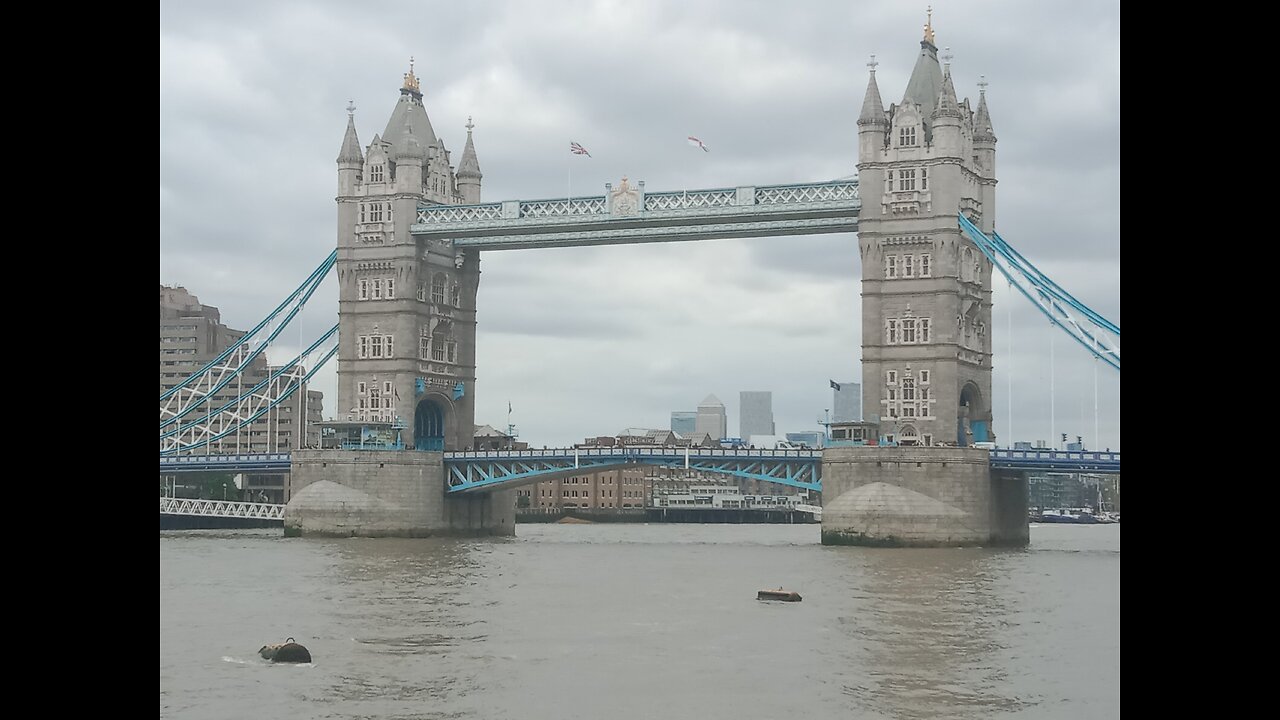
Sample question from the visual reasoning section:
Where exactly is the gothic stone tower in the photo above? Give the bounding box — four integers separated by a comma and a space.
855, 17, 998, 448
334, 62, 484, 452
286, 62, 512, 537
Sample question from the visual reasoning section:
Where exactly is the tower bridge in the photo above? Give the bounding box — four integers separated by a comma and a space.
160, 17, 1119, 545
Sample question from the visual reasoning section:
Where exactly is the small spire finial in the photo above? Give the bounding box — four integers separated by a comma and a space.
867, 54, 878, 74
465, 116, 474, 133
346, 100, 356, 117
923, 6, 936, 45
977, 75, 988, 96
942, 46, 953, 71
402, 57, 421, 93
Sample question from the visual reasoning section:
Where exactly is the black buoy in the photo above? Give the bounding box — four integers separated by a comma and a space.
259, 637, 312, 663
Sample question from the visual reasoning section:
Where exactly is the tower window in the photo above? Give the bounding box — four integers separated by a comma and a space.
903, 254, 915, 278
920, 254, 931, 277
920, 167, 928, 190
898, 169, 917, 191
369, 164, 385, 183
885, 255, 898, 279
899, 126, 917, 147
886, 316, 932, 345
357, 334, 394, 359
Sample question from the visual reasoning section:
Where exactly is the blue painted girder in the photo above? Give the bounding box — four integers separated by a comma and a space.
443, 448, 823, 493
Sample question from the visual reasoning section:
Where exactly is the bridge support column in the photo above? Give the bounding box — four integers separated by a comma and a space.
284, 450, 514, 537
820, 446, 1027, 547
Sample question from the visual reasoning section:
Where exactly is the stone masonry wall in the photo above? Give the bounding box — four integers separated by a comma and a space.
285, 449, 514, 537
821, 446, 1000, 546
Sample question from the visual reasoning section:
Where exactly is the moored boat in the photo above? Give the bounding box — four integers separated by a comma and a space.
757, 588, 802, 602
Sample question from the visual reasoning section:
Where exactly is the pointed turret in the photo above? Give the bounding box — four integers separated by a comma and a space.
901, 8, 943, 118
974, 76, 996, 142
931, 63, 963, 155
337, 101, 363, 195
933, 62, 961, 119
337, 101, 364, 165
858, 56, 887, 127
973, 76, 997, 186
457, 117, 483, 204
858, 55, 888, 164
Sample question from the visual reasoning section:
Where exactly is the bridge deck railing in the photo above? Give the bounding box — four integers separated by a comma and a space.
414, 180, 861, 229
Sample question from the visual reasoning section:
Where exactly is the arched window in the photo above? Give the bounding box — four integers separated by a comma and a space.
899, 425, 919, 445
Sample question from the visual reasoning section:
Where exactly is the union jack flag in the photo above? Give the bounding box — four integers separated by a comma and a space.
687, 135, 709, 152
570, 141, 591, 157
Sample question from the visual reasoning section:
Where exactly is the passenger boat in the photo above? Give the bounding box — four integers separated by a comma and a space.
757, 588, 802, 602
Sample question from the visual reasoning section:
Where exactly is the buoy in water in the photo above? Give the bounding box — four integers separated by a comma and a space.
259, 637, 312, 663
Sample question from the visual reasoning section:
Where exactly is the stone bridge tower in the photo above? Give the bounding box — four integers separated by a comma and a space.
334, 61, 483, 451
855, 15, 998, 448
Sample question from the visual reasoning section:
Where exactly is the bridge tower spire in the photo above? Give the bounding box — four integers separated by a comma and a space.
456, 116, 483, 204
855, 18, 998, 448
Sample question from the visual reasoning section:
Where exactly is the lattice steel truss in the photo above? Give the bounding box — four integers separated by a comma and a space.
444, 447, 823, 493
958, 213, 1120, 371
159, 325, 339, 455
159, 497, 285, 520
160, 251, 337, 430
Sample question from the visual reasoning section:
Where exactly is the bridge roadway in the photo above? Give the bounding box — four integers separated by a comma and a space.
159, 447, 1120, 492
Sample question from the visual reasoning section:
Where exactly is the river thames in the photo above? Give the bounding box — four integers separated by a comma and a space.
159, 523, 1119, 719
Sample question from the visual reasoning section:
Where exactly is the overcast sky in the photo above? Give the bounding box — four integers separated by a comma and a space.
160, 0, 1120, 451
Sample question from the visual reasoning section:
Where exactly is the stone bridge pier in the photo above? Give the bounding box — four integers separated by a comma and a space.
820, 446, 1027, 547
284, 450, 514, 537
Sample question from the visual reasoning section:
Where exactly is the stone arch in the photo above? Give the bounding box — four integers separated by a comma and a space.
414, 396, 447, 451
899, 424, 919, 446
958, 382, 987, 446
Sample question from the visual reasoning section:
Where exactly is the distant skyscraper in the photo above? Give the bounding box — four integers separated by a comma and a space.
670, 411, 696, 435
739, 391, 774, 444
695, 394, 727, 440
832, 381, 861, 422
